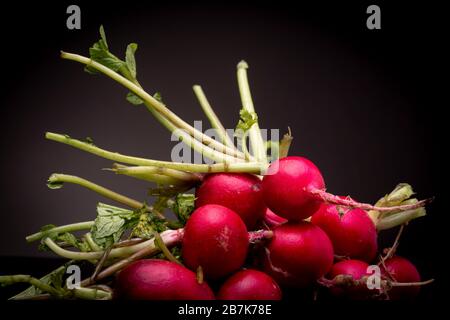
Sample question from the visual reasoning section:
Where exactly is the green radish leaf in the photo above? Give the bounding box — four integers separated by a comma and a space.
57, 233, 90, 252
47, 180, 64, 190
374, 183, 415, 207
49, 268, 64, 291
99, 25, 108, 50
83, 136, 95, 145
39, 224, 57, 232
8, 263, 73, 300
84, 65, 98, 75
125, 43, 138, 79
90, 203, 140, 248
86, 26, 126, 73
153, 92, 163, 102
89, 43, 125, 72
171, 194, 195, 225
131, 205, 169, 237
236, 109, 258, 133
126, 92, 144, 105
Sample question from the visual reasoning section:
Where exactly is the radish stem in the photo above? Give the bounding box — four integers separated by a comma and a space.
376, 208, 426, 230
26, 221, 95, 243
309, 188, 429, 213
84, 232, 102, 252
0, 275, 62, 297
43, 229, 182, 261
61, 51, 246, 160
80, 229, 184, 286
237, 61, 267, 163
48, 173, 144, 209
279, 128, 293, 158
154, 231, 182, 265
71, 287, 112, 300
46, 132, 265, 173
111, 163, 202, 185
193, 85, 236, 150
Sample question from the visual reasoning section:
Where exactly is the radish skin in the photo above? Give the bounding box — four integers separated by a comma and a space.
182, 204, 249, 279
381, 256, 421, 300
218, 269, 282, 300
262, 222, 334, 288
114, 259, 215, 300
195, 173, 266, 229
311, 203, 378, 262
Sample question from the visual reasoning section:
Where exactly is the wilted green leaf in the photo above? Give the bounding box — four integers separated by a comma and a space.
47, 180, 64, 190
153, 92, 163, 103
9, 262, 74, 300
171, 194, 195, 225
125, 43, 138, 79
58, 233, 90, 252
126, 92, 144, 105
99, 25, 108, 50
91, 203, 140, 248
83, 137, 95, 145
236, 109, 258, 133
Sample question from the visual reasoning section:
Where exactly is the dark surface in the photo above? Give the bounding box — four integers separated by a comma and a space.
0, 0, 446, 301
0, 257, 66, 300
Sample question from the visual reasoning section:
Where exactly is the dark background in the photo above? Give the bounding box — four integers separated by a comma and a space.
0, 1, 445, 301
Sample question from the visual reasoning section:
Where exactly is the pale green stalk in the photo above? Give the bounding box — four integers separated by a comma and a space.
61, 51, 246, 160
193, 85, 235, 149
237, 61, 267, 162
26, 221, 94, 243
46, 132, 264, 173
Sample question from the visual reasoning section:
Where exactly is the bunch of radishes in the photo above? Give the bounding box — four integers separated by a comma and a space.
115, 160, 431, 300
0, 27, 433, 301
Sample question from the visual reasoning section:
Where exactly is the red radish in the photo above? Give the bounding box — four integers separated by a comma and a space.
262, 157, 324, 220
311, 203, 378, 262
195, 173, 266, 229
114, 259, 214, 300
262, 156, 428, 221
218, 269, 282, 300
264, 208, 287, 228
382, 256, 421, 299
182, 204, 249, 279
262, 221, 334, 288
327, 259, 373, 298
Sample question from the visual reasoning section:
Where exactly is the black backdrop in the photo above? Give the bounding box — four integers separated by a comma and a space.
0, 0, 446, 302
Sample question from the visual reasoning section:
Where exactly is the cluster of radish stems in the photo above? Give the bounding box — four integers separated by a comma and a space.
0, 39, 291, 300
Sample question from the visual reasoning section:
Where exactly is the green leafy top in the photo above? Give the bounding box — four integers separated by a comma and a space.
37, 225, 90, 252
236, 109, 258, 133
86, 25, 145, 106
171, 193, 195, 225
90, 203, 140, 248
86, 25, 135, 75
8, 263, 72, 300
86, 26, 165, 107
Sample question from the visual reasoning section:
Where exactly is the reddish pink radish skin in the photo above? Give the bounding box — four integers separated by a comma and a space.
115, 259, 214, 300
262, 222, 334, 288
311, 203, 378, 262
218, 269, 282, 300
329, 259, 370, 279
262, 156, 325, 220
182, 204, 249, 279
327, 259, 372, 298
195, 173, 266, 229
382, 256, 421, 300
264, 208, 287, 228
